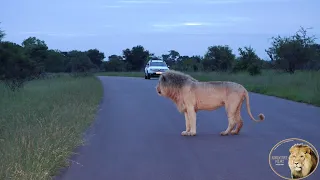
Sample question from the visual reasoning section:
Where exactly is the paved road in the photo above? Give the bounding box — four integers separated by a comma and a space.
55, 76, 320, 180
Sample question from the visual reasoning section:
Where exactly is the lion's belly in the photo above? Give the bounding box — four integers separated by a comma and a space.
195, 94, 224, 111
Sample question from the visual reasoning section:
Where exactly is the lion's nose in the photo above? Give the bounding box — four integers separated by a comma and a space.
295, 162, 298, 165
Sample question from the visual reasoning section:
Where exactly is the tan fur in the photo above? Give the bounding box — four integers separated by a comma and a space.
156, 70, 265, 136
288, 143, 318, 179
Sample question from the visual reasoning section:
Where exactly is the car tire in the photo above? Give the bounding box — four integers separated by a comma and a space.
144, 73, 147, 79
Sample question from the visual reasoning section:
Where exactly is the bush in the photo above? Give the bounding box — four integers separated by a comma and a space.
248, 64, 262, 76
0, 42, 38, 91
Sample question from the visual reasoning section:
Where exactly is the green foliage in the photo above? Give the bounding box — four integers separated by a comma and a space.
202, 45, 235, 71
0, 25, 319, 91
265, 27, 317, 73
122, 45, 150, 71
22, 37, 49, 76
0, 42, 37, 91
0, 75, 103, 179
102, 55, 127, 72
0, 23, 5, 41
247, 64, 262, 76
45, 50, 67, 73
233, 46, 262, 76
86, 49, 105, 68
68, 50, 97, 77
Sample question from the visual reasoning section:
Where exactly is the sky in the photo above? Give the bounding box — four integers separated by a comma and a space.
1, 0, 319, 59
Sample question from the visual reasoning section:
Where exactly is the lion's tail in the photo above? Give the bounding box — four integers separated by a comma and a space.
244, 90, 265, 122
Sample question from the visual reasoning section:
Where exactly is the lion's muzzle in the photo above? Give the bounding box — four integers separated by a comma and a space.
294, 162, 302, 171
156, 85, 161, 95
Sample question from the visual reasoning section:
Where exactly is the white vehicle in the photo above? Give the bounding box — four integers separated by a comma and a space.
144, 59, 170, 79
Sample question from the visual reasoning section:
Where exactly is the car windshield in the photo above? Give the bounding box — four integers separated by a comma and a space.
150, 62, 166, 66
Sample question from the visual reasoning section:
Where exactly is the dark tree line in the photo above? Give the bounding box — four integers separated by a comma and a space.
103, 27, 320, 75
1, 24, 319, 91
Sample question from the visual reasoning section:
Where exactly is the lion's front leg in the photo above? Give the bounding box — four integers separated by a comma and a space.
181, 107, 197, 136
181, 112, 191, 136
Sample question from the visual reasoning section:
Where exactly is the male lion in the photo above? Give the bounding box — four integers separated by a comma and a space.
288, 143, 318, 179
155, 70, 265, 136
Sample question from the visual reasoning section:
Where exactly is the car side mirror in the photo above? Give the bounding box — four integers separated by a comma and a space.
167, 65, 170, 68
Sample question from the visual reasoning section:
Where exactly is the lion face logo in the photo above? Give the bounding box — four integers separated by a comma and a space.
289, 150, 308, 172
288, 144, 318, 179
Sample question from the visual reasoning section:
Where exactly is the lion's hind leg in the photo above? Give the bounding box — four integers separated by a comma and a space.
220, 96, 241, 136
230, 113, 243, 135
220, 117, 236, 136
231, 101, 244, 135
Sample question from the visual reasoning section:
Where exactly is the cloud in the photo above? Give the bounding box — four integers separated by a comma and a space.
226, 17, 252, 22
152, 17, 251, 30
153, 22, 214, 28
47, 33, 98, 37
19, 31, 98, 37
204, 0, 292, 4
118, 0, 172, 4
102, 5, 123, 8
19, 31, 43, 35
205, 0, 240, 4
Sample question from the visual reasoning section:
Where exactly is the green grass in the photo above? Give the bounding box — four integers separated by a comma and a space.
98, 70, 320, 107
0, 75, 103, 180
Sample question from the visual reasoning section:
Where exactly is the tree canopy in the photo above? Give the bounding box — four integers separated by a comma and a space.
1, 25, 319, 91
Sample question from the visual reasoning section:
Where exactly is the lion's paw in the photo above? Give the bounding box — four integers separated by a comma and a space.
220, 131, 229, 136
181, 131, 189, 136
230, 130, 239, 135
181, 131, 196, 136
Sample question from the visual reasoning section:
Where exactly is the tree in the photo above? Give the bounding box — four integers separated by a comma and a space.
0, 41, 37, 90
304, 44, 320, 70
21, 37, 49, 76
0, 23, 5, 41
202, 45, 235, 71
265, 27, 317, 73
122, 45, 150, 71
164, 50, 180, 67
103, 55, 126, 72
45, 50, 67, 72
67, 50, 96, 76
233, 46, 262, 74
86, 49, 105, 68
175, 55, 203, 72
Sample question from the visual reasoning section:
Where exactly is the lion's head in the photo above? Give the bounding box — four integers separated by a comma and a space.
288, 143, 318, 179
156, 70, 197, 98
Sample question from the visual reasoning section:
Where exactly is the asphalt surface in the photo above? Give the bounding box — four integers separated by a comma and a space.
55, 76, 320, 180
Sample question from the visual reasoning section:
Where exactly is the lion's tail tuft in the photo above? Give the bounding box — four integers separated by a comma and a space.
258, 113, 265, 121
244, 90, 265, 122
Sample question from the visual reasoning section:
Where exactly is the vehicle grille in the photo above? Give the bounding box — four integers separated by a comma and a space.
154, 69, 166, 72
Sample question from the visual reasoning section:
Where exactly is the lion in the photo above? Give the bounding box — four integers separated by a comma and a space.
155, 70, 265, 136
288, 143, 318, 179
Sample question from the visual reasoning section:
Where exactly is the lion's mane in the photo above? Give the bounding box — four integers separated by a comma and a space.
288, 143, 318, 179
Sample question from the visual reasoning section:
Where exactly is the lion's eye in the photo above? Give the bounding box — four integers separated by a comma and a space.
300, 155, 303, 158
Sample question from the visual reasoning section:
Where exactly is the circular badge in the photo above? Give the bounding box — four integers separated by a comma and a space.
269, 138, 319, 180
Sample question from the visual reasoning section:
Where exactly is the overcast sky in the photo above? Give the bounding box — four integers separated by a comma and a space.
1, 0, 319, 59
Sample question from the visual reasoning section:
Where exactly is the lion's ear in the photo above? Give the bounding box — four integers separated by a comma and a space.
161, 74, 166, 82
289, 147, 294, 154
304, 146, 311, 154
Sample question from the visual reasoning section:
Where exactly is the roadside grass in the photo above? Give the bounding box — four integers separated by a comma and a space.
0, 75, 103, 180
98, 70, 320, 107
